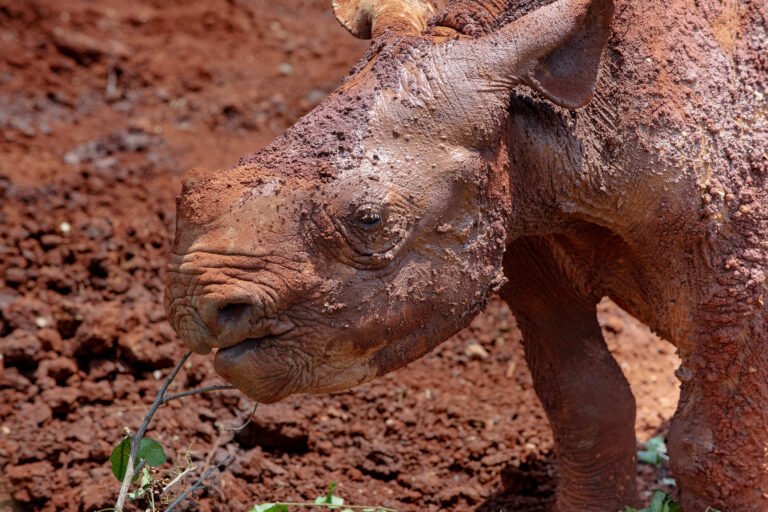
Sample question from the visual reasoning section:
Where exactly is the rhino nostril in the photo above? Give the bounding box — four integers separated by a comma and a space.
217, 302, 251, 329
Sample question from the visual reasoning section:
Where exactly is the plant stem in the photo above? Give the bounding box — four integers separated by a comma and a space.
164, 455, 234, 512
218, 402, 259, 432
162, 384, 234, 404
161, 465, 198, 495
114, 351, 192, 511
264, 502, 398, 511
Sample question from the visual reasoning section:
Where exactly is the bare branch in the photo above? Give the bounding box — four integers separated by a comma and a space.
112, 352, 251, 511
164, 455, 234, 512
162, 384, 235, 404
114, 351, 192, 511
161, 465, 198, 495
217, 402, 259, 432
266, 502, 398, 511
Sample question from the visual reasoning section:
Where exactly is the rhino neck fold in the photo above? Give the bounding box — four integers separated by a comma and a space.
500, 95, 597, 241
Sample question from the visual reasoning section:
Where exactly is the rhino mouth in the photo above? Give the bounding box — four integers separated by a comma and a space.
215, 335, 277, 358
213, 335, 294, 401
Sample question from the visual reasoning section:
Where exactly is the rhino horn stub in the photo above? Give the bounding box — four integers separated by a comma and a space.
333, 0, 436, 39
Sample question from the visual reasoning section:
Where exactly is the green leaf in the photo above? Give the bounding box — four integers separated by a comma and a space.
314, 496, 345, 508
622, 490, 680, 512
649, 490, 667, 512
325, 482, 338, 503
127, 468, 151, 501
110, 436, 131, 481
637, 450, 659, 465
645, 436, 666, 451
137, 438, 167, 467
313, 482, 344, 508
252, 505, 288, 512
140, 467, 152, 488
638, 436, 669, 466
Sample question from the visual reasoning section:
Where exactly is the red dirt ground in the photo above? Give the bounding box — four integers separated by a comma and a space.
0, 1, 681, 510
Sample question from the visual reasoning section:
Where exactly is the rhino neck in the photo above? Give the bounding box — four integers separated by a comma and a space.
500, 95, 594, 240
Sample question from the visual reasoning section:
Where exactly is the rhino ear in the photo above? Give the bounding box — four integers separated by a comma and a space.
478, 0, 614, 109
333, 0, 435, 39
523, 0, 613, 108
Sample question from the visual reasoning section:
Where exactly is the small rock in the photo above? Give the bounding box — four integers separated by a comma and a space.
112, 374, 136, 399
41, 386, 81, 414
0, 367, 31, 390
403, 471, 441, 494
602, 315, 624, 333
236, 402, 309, 453
360, 441, 401, 479
260, 458, 287, 476
78, 473, 115, 511
51, 27, 129, 65
37, 327, 64, 353
3, 297, 53, 331
117, 331, 176, 367
107, 273, 130, 294
3, 267, 27, 285
231, 447, 264, 479
39, 234, 62, 248
18, 401, 52, 427
80, 380, 114, 403
6, 461, 55, 502
465, 342, 489, 360
36, 357, 78, 384
481, 452, 509, 466
1, 330, 42, 366
72, 303, 122, 356
436, 483, 483, 505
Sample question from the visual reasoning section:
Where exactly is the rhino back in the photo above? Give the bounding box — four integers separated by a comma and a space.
577, 0, 767, 233
570, 0, 768, 341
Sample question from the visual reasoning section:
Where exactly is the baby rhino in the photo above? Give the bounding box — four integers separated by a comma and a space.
164, 0, 768, 509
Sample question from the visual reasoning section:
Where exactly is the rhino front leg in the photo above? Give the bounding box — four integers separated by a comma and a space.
501, 237, 639, 511
668, 319, 768, 510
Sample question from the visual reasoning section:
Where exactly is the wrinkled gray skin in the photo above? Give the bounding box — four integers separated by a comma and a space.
165, 0, 768, 509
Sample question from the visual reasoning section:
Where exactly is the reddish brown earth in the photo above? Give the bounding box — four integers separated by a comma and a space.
0, 1, 681, 510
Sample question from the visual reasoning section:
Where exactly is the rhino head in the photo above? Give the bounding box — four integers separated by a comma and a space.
165, 0, 612, 403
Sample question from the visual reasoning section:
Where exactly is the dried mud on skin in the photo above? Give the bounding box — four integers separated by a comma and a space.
1, 1, 679, 510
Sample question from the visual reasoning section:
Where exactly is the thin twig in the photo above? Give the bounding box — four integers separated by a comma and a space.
218, 402, 259, 432
201, 401, 249, 475
164, 455, 234, 512
162, 384, 235, 404
161, 465, 198, 495
114, 351, 193, 511
264, 502, 398, 511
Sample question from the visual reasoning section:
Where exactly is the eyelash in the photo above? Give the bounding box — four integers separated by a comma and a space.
359, 211, 382, 227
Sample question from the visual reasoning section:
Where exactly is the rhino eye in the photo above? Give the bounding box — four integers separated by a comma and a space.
314, 192, 412, 269
357, 208, 382, 228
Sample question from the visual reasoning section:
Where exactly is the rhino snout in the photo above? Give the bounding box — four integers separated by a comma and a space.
194, 292, 260, 339
166, 265, 297, 354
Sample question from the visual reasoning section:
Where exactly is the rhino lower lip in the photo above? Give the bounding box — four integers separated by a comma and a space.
215, 336, 274, 358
